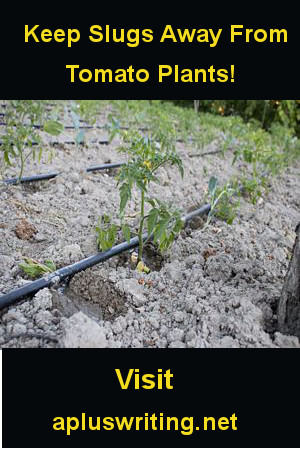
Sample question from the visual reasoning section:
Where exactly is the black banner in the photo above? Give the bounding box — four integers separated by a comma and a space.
2, 349, 299, 448
0, 2, 298, 98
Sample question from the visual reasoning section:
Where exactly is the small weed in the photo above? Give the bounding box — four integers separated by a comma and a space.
19, 258, 56, 279
95, 215, 118, 252
205, 176, 239, 227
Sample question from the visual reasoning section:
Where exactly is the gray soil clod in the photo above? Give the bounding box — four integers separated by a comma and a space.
0, 114, 300, 348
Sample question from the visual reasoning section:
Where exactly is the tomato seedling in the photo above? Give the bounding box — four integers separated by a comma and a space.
1, 100, 63, 182
96, 130, 184, 270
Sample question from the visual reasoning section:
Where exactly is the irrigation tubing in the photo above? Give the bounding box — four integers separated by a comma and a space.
86, 162, 125, 173
1, 163, 126, 185
0, 139, 110, 147
0, 204, 211, 309
0, 121, 149, 132
2, 172, 60, 185
0, 122, 100, 130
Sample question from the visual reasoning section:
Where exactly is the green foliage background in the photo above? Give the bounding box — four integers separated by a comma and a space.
171, 100, 300, 134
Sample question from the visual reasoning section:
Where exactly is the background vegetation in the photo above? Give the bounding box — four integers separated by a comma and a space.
172, 100, 300, 135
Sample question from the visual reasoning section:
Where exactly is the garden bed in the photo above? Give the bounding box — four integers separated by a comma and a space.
0, 103, 300, 348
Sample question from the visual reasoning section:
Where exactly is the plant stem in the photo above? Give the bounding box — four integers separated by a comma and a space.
18, 113, 26, 183
18, 147, 25, 183
204, 189, 228, 230
138, 189, 145, 263
151, 157, 174, 175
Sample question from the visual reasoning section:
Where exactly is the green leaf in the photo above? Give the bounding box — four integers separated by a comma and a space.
119, 183, 131, 214
147, 208, 159, 235
208, 176, 218, 196
173, 158, 184, 178
173, 217, 184, 233
122, 224, 131, 244
44, 260, 57, 272
44, 120, 64, 136
136, 179, 147, 192
243, 149, 253, 163
95, 216, 118, 251
108, 224, 117, 247
4, 151, 11, 165
38, 148, 43, 163
19, 258, 56, 279
145, 197, 156, 208
154, 218, 170, 242
232, 151, 239, 165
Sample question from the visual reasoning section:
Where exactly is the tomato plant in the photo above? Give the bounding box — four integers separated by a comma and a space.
96, 130, 184, 270
1, 100, 63, 181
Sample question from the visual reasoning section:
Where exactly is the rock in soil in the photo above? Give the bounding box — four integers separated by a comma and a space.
15, 219, 37, 240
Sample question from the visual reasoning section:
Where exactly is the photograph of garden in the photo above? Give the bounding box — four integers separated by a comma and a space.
0, 100, 299, 348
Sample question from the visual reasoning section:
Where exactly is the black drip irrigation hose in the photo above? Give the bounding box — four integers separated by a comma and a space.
1, 163, 126, 185
0, 133, 191, 147
0, 139, 110, 147
86, 162, 125, 173
56, 139, 110, 146
0, 204, 211, 309
0, 121, 106, 130
2, 172, 60, 185
0, 120, 149, 132
0, 122, 105, 130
